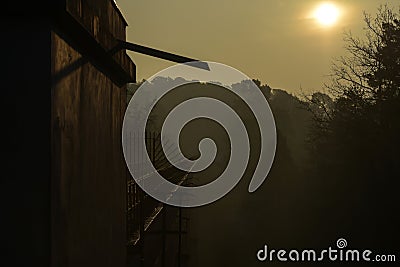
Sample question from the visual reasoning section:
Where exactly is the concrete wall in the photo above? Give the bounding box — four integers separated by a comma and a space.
51, 32, 128, 267
50, 1, 134, 266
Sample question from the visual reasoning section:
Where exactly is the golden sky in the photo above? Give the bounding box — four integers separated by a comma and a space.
116, 0, 398, 94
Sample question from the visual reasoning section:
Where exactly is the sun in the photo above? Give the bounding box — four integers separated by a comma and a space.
313, 3, 340, 27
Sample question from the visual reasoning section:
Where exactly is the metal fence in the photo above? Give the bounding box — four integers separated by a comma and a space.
126, 131, 190, 267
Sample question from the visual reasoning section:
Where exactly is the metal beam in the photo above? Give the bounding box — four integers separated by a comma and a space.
118, 40, 210, 71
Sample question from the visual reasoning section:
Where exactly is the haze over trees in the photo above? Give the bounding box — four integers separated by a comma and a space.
305, 4, 400, 248
126, 5, 399, 266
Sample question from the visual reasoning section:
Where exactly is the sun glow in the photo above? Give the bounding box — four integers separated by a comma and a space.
313, 3, 340, 27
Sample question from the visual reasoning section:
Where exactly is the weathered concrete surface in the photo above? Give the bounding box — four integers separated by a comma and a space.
51, 31, 128, 267
50, 1, 135, 266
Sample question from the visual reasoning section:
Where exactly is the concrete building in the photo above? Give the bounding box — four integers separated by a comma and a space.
5, 0, 194, 266
50, 1, 135, 267
6, 0, 134, 266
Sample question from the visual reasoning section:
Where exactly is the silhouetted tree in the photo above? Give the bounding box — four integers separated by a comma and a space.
308, 5, 400, 246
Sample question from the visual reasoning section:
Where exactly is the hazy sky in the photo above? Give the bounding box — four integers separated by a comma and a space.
116, 0, 398, 94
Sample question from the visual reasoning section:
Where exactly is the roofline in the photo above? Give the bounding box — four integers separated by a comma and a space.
111, 0, 129, 26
